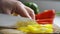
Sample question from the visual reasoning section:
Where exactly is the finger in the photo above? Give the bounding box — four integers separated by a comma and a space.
25, 6, 35, 20
2, 8, 11, 14
5, 9, 11, 14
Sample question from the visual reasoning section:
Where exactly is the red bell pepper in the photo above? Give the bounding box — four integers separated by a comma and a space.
35, 9, 55, 24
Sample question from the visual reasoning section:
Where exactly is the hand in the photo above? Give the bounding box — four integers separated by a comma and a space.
15, 1, 35, 20
1, 0, 35, 20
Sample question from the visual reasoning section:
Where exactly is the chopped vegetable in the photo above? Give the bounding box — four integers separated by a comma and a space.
17, 24, 53, 33
16, 20, 37, 27
36, 18, 53, 24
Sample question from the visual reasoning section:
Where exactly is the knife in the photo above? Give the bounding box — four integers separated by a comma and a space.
0, 14, 21, 29
0, 14, 36, 29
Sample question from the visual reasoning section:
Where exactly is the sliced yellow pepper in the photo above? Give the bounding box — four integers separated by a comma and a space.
17, 24, 53, 33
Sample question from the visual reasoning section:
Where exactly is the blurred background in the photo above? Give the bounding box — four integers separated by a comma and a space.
20, 0, 60, 15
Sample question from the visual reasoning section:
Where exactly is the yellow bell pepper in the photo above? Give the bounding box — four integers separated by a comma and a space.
17, 24, 53, 33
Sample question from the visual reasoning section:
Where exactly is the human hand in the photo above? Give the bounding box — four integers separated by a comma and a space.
14, 1, 35, 20
1, 0, 35, 20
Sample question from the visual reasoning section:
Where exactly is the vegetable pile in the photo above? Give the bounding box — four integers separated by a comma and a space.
17, 24, 53, 33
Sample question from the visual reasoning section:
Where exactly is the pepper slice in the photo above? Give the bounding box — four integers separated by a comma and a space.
36, 18, 53, 24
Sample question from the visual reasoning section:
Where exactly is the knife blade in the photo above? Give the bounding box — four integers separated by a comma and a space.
0, 14, 36, 28
0, 14, 21, 28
